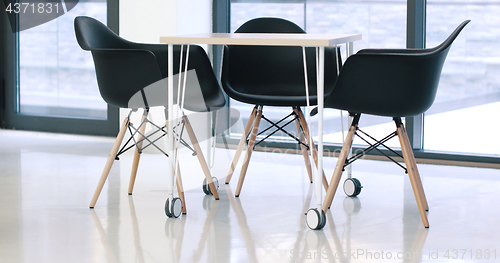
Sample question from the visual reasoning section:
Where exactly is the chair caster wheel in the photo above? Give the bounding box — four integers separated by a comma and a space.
306, 208, 326, 230
202, 177, 219, 195
165, 197, 183, 218
343, 178, 362, 197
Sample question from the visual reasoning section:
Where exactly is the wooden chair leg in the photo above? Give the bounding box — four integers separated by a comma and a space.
235, 107, 263, 197
294, 109, 313, 183
90, 117, 130, 208
183, 115, 220, 200
225, 107, 257, 184
175, 163, 187, 214
295, 108, 329, 191
401, 129, 429, 211
128, 110, 149, 195
396, 123, 429, 228
322, 118, 358, 212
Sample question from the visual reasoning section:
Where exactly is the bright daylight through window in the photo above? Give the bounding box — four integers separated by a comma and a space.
229, 0, 500, 157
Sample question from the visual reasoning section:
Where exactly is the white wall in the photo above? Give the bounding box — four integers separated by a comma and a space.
118, 0, 213, 154
176, 0, 212, 36
119, 0, 173, 43
119, 0, 211, 43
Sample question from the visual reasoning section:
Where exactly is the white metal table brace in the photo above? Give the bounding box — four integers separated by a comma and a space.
160, 32, 362, 229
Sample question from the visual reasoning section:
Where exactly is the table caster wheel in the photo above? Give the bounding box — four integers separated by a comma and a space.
343, 178, 362, 197
202, 177, 219, 195
165, 197, 183, 218
306, 208, 326, 230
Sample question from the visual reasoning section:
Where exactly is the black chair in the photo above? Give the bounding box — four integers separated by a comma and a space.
221, 17, 342, 196
307, 20, 470, 229
74, 16, 225, 216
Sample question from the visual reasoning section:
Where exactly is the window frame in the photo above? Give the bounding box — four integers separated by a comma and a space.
214, 0, 500, 167
1, 0, 119, 136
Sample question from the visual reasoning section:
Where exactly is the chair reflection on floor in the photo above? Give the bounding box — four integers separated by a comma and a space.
88, 172, 429, 262
224, 186, 259, 262
89, 210, 121, 263
191, 195, 223, 262
193, 185, 257, 262
164, 185, 257, 263
127, 197, 147, 263
299, 194, 429, 263
89, 196, 144, 263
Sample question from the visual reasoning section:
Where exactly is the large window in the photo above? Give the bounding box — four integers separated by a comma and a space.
229, 0, 407, 149
227, 0, 500, 161
424, 1, 500, 156
2, 0, 119, 136
19, 1, 107, 119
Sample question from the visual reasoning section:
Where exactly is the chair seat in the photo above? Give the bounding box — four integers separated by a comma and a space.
123, 69, 225, 112
226, 90, 322, 107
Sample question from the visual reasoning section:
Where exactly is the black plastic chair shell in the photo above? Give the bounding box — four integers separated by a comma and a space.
221, 17, 342, 107
325, 20, 471, 117
74, 16, 225, 111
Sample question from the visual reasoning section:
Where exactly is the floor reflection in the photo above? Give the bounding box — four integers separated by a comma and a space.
296, 186, 429, 263
164, 214, 186, 262
3, 130, 499, 263
129, 197, 147, 263
90, 209, 121, 263
163, 185, 256, 263
85, 163, 433, 263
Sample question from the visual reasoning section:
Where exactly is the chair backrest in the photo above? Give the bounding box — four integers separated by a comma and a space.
74, 16, 163, 108
235, 17, 305, 34
74, 16, 225, 111
326, 20, 470, 117
74, 16, 130, 51
428, 20, 470, 54
221, 17, 341, 106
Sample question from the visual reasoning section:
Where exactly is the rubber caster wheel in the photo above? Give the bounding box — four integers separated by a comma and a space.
165, 197, 183, 218
202, 177, 219, 195
343, 178, 362, 197
306, 208, 326, 230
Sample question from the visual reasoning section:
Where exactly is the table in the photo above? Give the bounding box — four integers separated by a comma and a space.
160, 32, 362, 229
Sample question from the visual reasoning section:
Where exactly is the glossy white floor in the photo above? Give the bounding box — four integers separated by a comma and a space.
1, 129, 499, 263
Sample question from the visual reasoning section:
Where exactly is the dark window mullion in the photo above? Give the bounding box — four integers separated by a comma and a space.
406, 0, 426, 150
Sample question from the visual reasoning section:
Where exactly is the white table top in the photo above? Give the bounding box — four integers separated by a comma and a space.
160, 33, 362, 47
